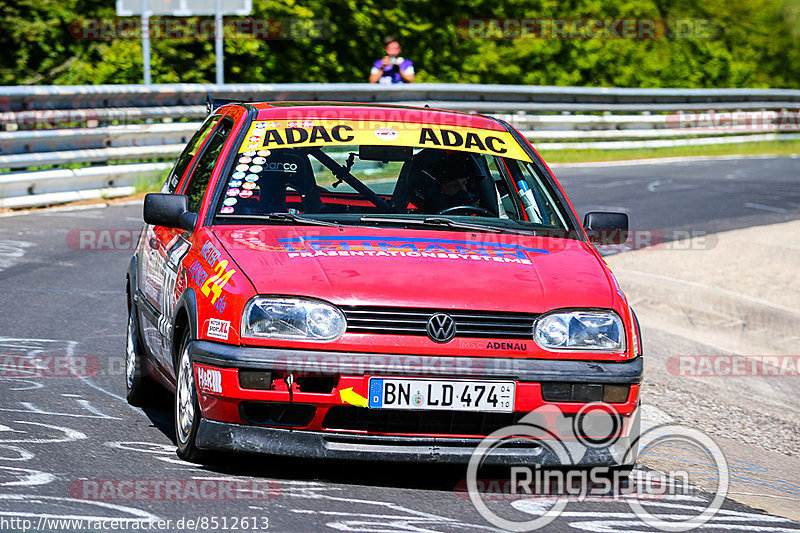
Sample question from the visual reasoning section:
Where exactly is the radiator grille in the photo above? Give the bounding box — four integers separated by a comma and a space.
342, 306, 537, 340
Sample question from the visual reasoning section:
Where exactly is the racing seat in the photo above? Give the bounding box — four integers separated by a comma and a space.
392, 149, 498, 215
390, 149, 447, 212
251, 150, 323, 214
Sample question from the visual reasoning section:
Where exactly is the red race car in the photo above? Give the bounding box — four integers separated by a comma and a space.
126, 100, 641, 466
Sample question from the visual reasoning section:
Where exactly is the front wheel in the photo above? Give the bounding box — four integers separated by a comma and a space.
175, 333, 205, 463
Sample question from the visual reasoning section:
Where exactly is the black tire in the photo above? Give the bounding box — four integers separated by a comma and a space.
125, 298, 156, 406
174, 331, 205, 463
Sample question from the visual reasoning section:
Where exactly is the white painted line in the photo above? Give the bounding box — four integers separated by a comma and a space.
744, 202, 788, 213
0, 466, 55, 487
0, 493, 162, 521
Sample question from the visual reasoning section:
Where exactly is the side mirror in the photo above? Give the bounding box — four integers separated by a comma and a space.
143, 194, 197, 231
583, 211, 629, 245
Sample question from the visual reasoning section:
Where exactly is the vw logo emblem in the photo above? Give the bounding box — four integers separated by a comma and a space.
426, 313, 456, 343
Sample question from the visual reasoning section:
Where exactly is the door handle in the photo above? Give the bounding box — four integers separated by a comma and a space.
148, 237, 160, 249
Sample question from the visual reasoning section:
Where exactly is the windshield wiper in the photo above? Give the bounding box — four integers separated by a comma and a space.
217, 213, 341, 227
359, 215, 539, 235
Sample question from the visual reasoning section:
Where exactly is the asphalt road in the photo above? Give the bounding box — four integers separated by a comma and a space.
0, 156, 799, 532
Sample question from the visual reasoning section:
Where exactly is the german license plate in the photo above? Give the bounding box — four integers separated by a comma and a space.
367, 378, 515, 412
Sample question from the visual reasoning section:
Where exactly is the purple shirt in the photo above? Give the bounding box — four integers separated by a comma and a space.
371, 57, 414, 84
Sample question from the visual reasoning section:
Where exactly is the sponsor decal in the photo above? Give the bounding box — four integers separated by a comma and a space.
205, 319, 230, 341
419, 127, 506, 154
278, 235, 549, 264
200, 241, 221, 267
374, 127, 399, 141
263, 161, 297, 173
239, 189, 253, 198
197, 242, 233, 312
188, 260, 208, 287
238, 119, 532, 161
200, 260, 234, 311
220, 206, 234, 214
197, 365, 223, 392
486, 341, 527, 351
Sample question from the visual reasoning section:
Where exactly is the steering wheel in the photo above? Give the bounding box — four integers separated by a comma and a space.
436, 205, 494, 216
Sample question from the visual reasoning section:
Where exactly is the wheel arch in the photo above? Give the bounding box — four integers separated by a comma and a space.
126, 254, 138, 312
172, 288, 198, 371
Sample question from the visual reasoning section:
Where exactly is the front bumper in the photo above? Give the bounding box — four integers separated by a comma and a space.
190, 341, 642, 464
190, 340, 643, 383
195, 418, 638, 465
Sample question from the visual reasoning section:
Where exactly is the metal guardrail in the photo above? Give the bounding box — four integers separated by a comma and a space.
2, 83, 800, 110
0, 162, 171, 209
0, 83, 798, 208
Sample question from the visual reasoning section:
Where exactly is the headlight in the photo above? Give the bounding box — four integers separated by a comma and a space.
242, 297, 346, 341
534, 311, 624, 351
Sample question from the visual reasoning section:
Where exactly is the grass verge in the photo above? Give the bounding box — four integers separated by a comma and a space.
537, 139, 800, 164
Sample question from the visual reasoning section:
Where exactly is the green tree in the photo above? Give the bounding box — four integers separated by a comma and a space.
0, 0, 797, 88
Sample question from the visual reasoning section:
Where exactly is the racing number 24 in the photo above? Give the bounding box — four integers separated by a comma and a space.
201, 259, 235, 304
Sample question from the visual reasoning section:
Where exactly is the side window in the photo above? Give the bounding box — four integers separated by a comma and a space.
486, 155, 521, 220
182, 117, 233, 213
514, 160, 569, 229
162, 115, 222, 194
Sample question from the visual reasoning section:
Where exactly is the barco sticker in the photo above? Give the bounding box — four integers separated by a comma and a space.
197, 367, 222, 394
206, 318, 231, 340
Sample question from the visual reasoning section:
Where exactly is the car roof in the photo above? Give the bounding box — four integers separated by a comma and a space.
248, 102, 505, 131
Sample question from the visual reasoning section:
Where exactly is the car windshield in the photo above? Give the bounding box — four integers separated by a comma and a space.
213, 119, 573, 236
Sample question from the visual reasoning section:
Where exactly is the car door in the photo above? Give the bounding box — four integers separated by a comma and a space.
140, 115, 231, 370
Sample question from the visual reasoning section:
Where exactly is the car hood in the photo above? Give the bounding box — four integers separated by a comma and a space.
211, 225, 616, 313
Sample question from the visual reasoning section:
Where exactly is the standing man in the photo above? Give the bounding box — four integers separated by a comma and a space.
369, 36, 415, 84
